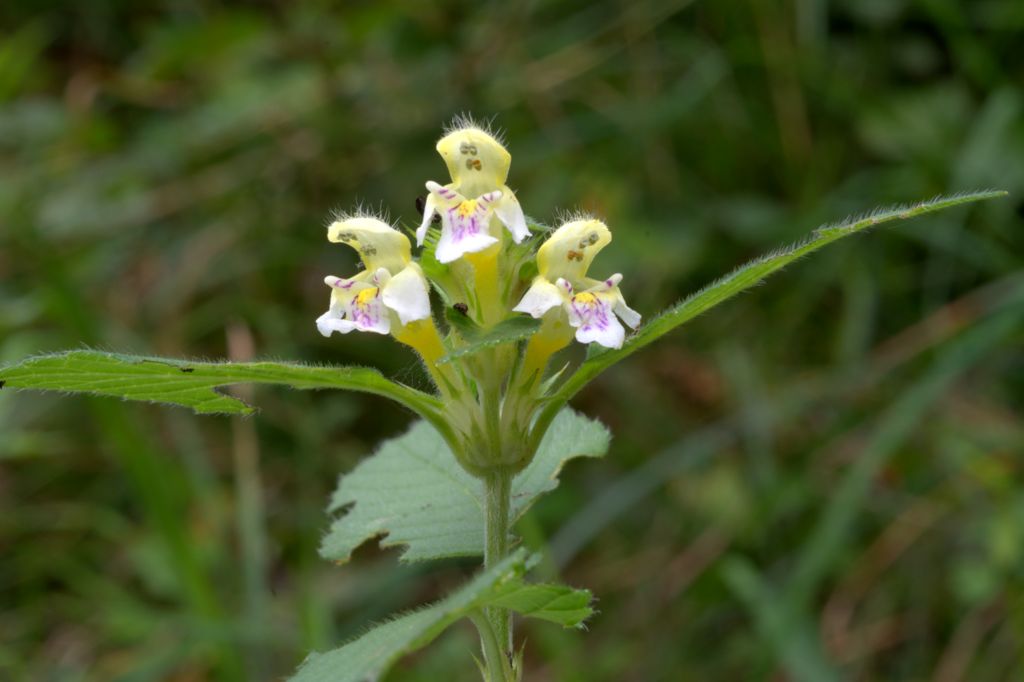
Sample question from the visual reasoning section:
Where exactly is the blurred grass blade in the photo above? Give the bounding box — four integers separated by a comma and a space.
788, 302, 1024, 605
722, 557, 840, 682
290, 548, 592, 681
530, 190, 1008, 448
551, 423, 730, 568
722, 302, 1022, 682
0, 348, 443, 417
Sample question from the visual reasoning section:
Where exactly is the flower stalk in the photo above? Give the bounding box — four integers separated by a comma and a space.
315, 117, 642, 680
483, 466, 514, 656
470, 610, 515, 682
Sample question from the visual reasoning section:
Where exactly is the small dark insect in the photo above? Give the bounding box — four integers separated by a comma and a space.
180, 367, 194, 373
453, 302, 469, 315
414, 195, 441, 224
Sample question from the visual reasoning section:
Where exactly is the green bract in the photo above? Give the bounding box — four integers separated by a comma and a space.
0, 117, 1006, 682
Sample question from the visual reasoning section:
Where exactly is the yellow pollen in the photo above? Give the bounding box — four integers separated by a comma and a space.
573, 292, 598, 306
456, 200, 477, 218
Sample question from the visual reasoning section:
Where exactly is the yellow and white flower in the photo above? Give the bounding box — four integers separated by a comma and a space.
417, 124, 529, 263
316, 217, 432, 336
513, 218, 640, 349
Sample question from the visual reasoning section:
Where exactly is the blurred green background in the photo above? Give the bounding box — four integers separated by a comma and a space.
2, 1, 1023, 680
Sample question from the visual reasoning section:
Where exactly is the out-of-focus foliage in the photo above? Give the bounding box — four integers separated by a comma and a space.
0, 1, 1021, 681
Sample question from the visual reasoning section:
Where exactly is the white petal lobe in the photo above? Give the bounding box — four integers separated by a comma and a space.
435, 229, 498, 264
614, 299, 642, 329
513, 278, 566, 318
495, 190, 531, 243
382, 263, 432, 325
567, 293, 625, 349
416, 193, 437, 246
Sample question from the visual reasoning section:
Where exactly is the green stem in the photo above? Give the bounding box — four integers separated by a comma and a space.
470, 611, 513, 682
483, 467, 513, 661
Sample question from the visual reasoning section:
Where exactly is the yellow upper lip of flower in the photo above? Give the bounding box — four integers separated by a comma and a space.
537, 218, 613, 284
436, 126, 512, 198
327, 216, 411, 274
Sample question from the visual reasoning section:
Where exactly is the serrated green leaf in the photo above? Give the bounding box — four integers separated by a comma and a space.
290, 549, 592, 682
487, 581, 594, 628
320, 408, 609, 563
0, 350, 442, 418
529, 190, 1008, 450
439, 315, 542, 364
444, 303, 481, 338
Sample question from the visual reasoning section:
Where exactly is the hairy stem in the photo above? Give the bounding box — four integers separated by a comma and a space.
470, 611, 513, 682
483, 467, 513, 661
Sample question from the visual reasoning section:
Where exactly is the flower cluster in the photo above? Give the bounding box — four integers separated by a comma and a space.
316, 121, 640, 356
